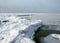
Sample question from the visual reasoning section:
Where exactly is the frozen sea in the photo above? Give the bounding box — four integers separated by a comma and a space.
0, 13, 60, 43
31, 13, 60, 25
0, 13, 60, 25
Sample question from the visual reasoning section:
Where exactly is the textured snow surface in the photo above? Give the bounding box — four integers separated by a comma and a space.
51, 34, 60, 40
0, 16, 42, 43
43, 34, 60, 43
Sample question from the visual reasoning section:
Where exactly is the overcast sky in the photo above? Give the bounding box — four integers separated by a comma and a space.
0, 0, 60, 13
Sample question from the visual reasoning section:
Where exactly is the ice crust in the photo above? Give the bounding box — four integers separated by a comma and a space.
0, 16, 42, 43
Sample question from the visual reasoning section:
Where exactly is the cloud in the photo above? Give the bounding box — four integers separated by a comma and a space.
0, 0, 60, 13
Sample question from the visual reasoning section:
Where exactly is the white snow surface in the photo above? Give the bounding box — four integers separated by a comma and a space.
43, 34, 60, 43
0, 16, 42, 43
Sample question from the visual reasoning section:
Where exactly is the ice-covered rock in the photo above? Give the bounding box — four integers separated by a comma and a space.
0, 16, 42, 43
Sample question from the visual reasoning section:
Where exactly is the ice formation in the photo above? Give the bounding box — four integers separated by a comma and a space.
42, 34, 60, 43
51, 34, 60, 40
0, 16, 42, 43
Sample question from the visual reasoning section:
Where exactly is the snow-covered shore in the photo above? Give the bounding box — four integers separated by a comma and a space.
0, 16, 42, 43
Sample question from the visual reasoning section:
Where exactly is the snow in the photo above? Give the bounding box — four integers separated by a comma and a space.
42, 34, 60, 43
0, 16, 42, 43
51, 34, 60, 40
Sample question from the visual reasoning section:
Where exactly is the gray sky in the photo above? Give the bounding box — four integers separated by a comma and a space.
0, 0, 60, 13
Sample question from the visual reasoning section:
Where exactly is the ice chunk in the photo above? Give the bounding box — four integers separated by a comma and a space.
43, 34, 60, 43
0, 16, 42, 43
19, 37, 35, 43
0, 29, 18, 43
51, 34, 60, 40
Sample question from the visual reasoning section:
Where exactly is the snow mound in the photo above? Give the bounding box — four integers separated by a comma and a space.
0, 16, 42, 43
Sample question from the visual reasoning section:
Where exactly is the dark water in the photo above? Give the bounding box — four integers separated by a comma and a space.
34, 24, 60, 43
